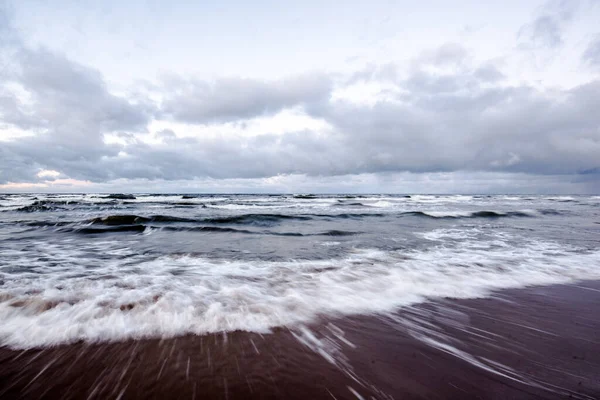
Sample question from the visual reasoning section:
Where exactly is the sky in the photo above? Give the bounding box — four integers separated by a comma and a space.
0, 0, 599, 193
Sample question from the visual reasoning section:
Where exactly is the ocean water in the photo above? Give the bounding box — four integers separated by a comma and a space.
0, 193, 599, 349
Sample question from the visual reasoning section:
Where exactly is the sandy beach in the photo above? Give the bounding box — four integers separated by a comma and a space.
1, 280, 598, 400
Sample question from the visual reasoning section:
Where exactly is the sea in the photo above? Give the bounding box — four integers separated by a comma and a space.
0, 193, 599, 350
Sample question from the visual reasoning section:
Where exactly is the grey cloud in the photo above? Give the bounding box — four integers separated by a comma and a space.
517, 0, 580, 49
14, 48, 152, 140
156, 129, 176, 141
416, 43, 469, 66
520, 15, 563, 47
0, 42, 155, 183
160, 74, 332, 124
88, 66, 599, 190
301, 55, 600, 183
582, 35, 600, 67
1, 36, 599, 193
473, 64, 505, 82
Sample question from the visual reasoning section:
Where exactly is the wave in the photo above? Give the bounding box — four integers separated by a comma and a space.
14, 200, 75, 212
89, 214, 199, 225
103, 194, 136, 200
77, 224, 359, 237
313, 213, 387, 219
167, 228, 358, 237
537, 209, 564, 216
24, 221, 75, 227
203, 214, 312, 226
545, 196, 575, 202
336, 201, 368, 207
15, 204, 56, 212
400, 210, 533, 219
311, 210, 531, 220
76, 225, 147, 234
12, 199, 83, 209
10, 199, 127, 212
319, 230, 360, 236
1, 237, 599, 349
161, 226, 253, 234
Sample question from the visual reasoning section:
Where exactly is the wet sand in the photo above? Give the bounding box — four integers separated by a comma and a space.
1, 281, 599, 399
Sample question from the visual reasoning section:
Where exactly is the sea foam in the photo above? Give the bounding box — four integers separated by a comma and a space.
1, 231, 599, 349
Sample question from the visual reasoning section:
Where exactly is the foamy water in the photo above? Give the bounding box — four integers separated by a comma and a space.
0, 194, 599, 349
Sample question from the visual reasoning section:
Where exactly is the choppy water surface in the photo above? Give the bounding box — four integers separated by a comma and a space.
1, 193, 599, 349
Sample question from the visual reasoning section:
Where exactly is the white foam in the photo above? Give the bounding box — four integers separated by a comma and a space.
1, 234, 599, 349
408, 195, 475, 204
0, 195, 37, 211
206, 203, 300, 210
424, 210, 475, 218
544, 196, 575, 201
370, 200, 397, 208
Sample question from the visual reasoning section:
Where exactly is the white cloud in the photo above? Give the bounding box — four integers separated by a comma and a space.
36, 169, 61, 178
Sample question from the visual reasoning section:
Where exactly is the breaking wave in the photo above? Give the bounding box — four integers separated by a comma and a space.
1, 233, 599, 349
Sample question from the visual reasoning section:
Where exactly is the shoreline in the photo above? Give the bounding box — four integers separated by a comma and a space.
1, 281, 599, 399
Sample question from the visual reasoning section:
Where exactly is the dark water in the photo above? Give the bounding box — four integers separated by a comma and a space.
0, 193, 599, 349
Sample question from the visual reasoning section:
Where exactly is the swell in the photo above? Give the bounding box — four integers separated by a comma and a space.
89, 215, 198, 225
203, 214, 313, 225
76, 225, 147, 234
336, 201, 369, 207
10, 200, 123, 212
163, 227, 359, 236
537, 209, 565, 216
11, 208, 548, 231
313, 213, 386, 219
161, 226, 254, 234
319, 230, 360, 236
74, 225, 359, 236
400, 210, 534, 219
13, 200, 77, 212
75, 225, 253, 235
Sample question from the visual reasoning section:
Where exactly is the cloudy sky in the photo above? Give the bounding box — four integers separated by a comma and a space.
0, 0, 599, 193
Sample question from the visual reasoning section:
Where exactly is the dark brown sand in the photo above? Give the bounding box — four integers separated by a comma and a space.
1, 281, 599, 400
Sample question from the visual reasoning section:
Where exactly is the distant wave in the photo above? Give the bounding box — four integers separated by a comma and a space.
15, 204, 56, 212
162, 226, 253, 234
313, 213, 387, 219
164, 228, 359, 237
76, 225, 147, 234
89, 214, 198, 225
319, 230, 360, 236
9, 207, 561, 233
336, 201, 369, 207
14, 200, 76, 212
74, 223, 360, 237
204, 214, 312, 226
11, 199, 125, 212
103, 194, 136, 200
400, 210, 533, 219
23, 221, 74, 227
537, 209, 564, 216
77, 224, 254, 236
